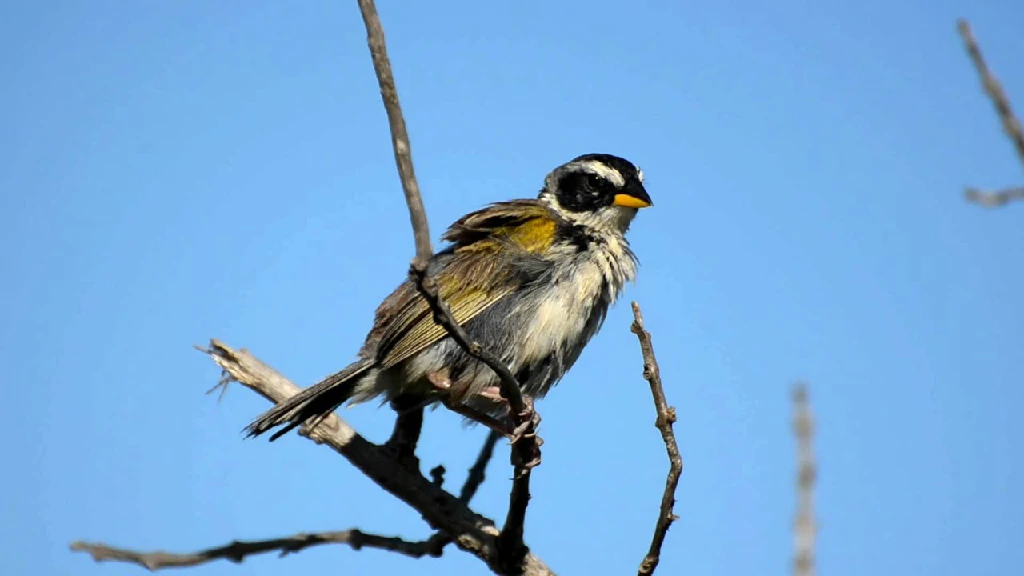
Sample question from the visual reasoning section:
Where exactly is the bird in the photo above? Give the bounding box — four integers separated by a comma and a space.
245, 153, 653, 442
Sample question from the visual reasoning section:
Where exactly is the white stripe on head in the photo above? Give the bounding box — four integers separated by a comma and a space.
574, 159, 625, 187
637, 168, 644, 183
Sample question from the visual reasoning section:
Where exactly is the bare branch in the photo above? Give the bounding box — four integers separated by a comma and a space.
957, 18, 1024, 206
357, 0, 531, 438
70, 529, 442, 570
355, 0, 540, 561
792, 384, 817, 576
357, 0, 432, 266
67, 341, 556, 576
630, 302, 682, 576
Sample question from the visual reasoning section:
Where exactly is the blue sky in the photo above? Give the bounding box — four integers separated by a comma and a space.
2, 1, 1022, 575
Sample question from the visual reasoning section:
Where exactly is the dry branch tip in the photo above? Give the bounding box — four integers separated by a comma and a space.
629, 301, 682, 576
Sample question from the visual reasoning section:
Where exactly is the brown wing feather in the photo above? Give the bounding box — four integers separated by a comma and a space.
366, 200, 556, 370
441, 200, 554, 248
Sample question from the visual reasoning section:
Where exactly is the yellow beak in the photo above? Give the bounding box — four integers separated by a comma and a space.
613, 193, 652, 209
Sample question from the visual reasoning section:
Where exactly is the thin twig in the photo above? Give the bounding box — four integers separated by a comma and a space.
957, 18, 1024, 206
461, 430, 502, 503
423, 430, 504, 555
630, 302, 682, 576
792, 384, 817, 576
357, 0, 432, 266
70, 529, 442, 570
355, 0, 539, 561
957, 19, 1024, 166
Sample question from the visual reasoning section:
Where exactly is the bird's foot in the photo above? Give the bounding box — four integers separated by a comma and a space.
507, 396, 539, 443
430, 374, 543, 469
508, 398, 542, 471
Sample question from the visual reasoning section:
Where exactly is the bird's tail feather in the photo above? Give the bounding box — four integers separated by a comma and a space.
245, 359, 373, 441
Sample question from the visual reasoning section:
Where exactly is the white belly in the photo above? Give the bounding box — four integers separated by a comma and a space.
516, 260, 607, 370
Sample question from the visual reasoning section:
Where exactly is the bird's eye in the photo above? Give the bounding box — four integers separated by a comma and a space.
585, 174, 604, 193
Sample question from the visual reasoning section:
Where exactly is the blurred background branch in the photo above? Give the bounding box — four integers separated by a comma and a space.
957, 18, 1024, 207
792, 384, 817, 576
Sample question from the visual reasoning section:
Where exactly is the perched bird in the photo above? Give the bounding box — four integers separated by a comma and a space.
246, 153, 652, 441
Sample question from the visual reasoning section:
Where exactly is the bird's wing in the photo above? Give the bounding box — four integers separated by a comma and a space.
369, 200, 556, 370
441, 199, 556, 252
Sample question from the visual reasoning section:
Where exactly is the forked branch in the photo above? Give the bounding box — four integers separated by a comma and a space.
957, 18, 1024, 207
72, 341, 554, 575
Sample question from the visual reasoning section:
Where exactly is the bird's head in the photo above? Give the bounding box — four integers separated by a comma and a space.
540, 153, 652, 234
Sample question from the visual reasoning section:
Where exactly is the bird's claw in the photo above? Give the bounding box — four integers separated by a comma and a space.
510, 440, 542, 473
508, 410, 541, 444
508, 407, 542, 471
